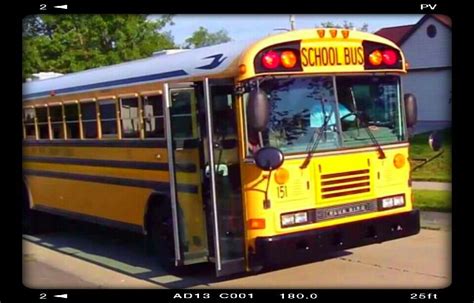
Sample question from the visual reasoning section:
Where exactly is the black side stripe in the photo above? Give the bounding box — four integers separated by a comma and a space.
23, 156, 197, 173
23, 169, 198, 194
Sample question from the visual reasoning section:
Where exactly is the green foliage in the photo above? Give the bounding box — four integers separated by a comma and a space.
319, 21, 369, 32
184, 26, 231, 49
23, 15, 176, 79
413, 190, 451, 212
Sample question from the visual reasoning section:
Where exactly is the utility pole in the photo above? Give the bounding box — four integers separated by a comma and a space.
290, 15, 296, 31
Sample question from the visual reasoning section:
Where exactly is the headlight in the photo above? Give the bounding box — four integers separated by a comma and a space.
281, 211, 309, 227
378, 195, 405, 210
281, 214, 295, 227
294, 212, 308, 224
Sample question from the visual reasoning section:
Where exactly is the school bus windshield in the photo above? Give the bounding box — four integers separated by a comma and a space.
245, 75, 405, 155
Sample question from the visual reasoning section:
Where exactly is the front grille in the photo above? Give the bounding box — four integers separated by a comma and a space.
320, 169, 371, 199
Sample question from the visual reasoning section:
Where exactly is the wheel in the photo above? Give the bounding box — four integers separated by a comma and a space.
148, 204, 177, 271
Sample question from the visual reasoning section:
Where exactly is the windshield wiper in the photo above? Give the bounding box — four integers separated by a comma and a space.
300, 102, 334, 169
348, 88, 386, 159
352, 111, 386, 159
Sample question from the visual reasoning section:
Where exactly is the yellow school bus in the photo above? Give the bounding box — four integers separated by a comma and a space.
23, 28, 421, 277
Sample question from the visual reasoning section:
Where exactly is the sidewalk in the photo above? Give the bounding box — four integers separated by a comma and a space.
412, 181, 451, 191
412, 181, 451, 230
420, 211, 451, 231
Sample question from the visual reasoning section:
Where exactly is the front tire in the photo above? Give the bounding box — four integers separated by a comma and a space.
148, 204, 177, 271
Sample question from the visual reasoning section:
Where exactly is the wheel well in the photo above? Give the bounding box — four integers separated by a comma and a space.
143, 193, 170, 236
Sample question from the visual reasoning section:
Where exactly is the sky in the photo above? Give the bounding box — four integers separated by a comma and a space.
157, 15, 424, 46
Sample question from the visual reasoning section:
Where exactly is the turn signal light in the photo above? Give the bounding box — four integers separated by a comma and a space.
393, 153, 406, 169
239, 64, 247, 74
248, 218, 266, 230
369, 50, 383, 66
280, 51, 297, 68
274, 167, 290, 184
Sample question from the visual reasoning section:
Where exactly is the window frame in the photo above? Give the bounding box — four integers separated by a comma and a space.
48, 103, 65, 140
63, 101, 82, 139
142, 93, 166, 139
79, 99, 99, 139
98, 97, 119, 139
35, 105, 50, 140
119, 95, 142, 139
23, 106, 37, 140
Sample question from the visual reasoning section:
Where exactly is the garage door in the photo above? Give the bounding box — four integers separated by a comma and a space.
402, 69, 451, 121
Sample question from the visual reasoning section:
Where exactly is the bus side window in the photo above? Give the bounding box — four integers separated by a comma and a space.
171, 91, 194, 139
64, 103, 80, 139
143, 95, 165, 138
23, 107, 36, 139
80, 102, 98, 139
120, 97, 140, 138
35, 106, 49, 139
212, 91, 236, 138
99, 99, 118, 138
49, 105, 64, 139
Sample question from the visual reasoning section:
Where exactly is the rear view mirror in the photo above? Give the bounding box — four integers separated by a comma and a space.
404, 93, 418, 128
429, 131, 442, 152
247, 90, 269, 131
254, 147, 284, 171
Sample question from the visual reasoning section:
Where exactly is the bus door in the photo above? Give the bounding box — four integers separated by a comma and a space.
163, 83, 209, 266
203, 78, 245, 277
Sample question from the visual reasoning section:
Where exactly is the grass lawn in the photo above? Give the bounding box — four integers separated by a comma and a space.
409, 128, 451, 182
413, 189, 451, 212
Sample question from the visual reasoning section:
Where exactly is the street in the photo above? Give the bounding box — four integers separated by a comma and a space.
22, 216, 451, 289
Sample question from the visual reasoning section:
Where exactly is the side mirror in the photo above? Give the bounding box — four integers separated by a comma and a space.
247, 90, 270, 131
429, 131, 442, 152
404, 93, 418, 128
254, 147, 284, 171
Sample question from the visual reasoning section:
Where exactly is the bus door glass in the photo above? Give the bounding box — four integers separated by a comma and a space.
203, 78, 245, 277
164, 83, 209, 266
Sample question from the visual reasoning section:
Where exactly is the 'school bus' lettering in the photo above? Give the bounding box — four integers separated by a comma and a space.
301, 46, 364, 67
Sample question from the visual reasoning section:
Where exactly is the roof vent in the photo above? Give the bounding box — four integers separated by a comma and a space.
152, 49, 189, 57
30, 72, 64, 81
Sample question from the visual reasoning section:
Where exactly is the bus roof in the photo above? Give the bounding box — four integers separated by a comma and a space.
22, 39, 256, 101
23, 28, 404, 101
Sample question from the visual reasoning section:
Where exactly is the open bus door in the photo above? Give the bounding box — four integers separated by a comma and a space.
163, 82, 209, 266
203, 78, 246, 277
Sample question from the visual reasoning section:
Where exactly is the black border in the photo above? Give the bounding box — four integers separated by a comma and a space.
4, 1, 468, 303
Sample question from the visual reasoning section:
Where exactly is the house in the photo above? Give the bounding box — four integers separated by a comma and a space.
376, 15, 452, 130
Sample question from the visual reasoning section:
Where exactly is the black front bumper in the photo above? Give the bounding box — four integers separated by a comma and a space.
250, 210, 420, 268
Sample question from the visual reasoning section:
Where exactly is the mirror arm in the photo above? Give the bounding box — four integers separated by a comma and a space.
263, 170, 273, 209
411, 149, 444, 172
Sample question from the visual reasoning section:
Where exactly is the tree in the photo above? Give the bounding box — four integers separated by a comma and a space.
184, 27, 231, 49
22, 15, 176, 80
318, 21, 369, 32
